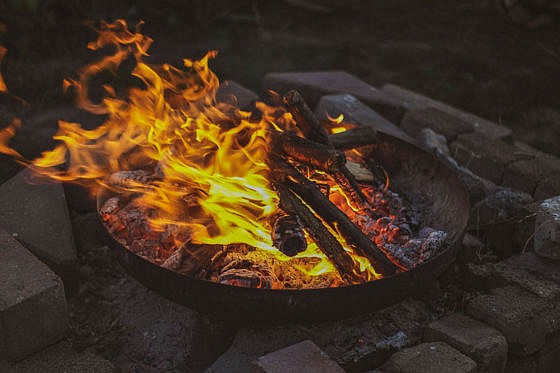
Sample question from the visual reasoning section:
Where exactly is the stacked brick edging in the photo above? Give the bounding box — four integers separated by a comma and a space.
261, 72, 560, 372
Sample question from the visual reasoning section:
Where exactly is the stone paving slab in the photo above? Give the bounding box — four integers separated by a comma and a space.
401, 107, 472, 142
314, 94, 413, 142
252, 340, 345, 373
262, 71, 405, 123
381, 342, 477, 373
381, 84, 512, 140
534, 196, 560, 262
423, 313, 507, 373
466, 286, 560, 356
0, 229, 68, 361
0, 168, 76, 273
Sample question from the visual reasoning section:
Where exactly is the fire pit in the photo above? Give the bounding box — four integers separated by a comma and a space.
1, 20, 469, 322
98, 128, 468, 322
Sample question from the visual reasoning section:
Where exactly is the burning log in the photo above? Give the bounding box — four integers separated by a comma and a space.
275, 182, 362, 284
177, 244, 224, 277
328, 126, 378, 150
271, 157, 399, 276
282, 91, 372, 212
283, 90, 332, 145
270, 211, 307, 257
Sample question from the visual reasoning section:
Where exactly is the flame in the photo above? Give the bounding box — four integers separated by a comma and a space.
0, 46, 7, 93
0, 20, 385, 286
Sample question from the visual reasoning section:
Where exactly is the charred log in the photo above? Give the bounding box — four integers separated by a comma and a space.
328, 126, 378, 150
283, 90, 332, 145
177, 244, 224, 277
271, 210, 307, 257
275, 182, 362, 284
271, 157, 398, 276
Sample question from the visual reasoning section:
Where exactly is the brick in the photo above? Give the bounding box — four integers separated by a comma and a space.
401, 108, 472, 142
381, 84, 512, 140
503, 153, 560, 196
534, 196, 560, 262
381, 342, 477, 373
492, 255, 560, 299
0, 169, 76, 273
252, 340, 345, 373
466, 286, 560, 356
216, 80, 258, 109
3, 340, 115, 372
462, 263, 498, 291
262, 71, 405, 123
314, 94, 413, 142
0, 229, 67, 361
451, 132, 519, 184
424, 313, 507, 373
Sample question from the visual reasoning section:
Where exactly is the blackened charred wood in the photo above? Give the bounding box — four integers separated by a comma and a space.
275, 183, 361, 284
328, 126, 378, 150
271, 132, 346, 174
271, 158, 398, 276
271, 211, 307, 257
283, 90, 332, 145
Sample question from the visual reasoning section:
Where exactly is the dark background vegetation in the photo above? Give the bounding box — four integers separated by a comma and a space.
1, 0, 559, 155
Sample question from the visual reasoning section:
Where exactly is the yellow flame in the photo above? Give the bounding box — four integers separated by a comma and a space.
0, 20, 384, 285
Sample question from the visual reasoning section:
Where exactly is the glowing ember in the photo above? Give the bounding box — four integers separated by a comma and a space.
0, 20, 447, 289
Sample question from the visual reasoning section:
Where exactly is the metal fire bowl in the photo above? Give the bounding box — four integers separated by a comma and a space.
97, 132, 470, 323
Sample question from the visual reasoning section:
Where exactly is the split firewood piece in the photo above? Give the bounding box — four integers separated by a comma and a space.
345, 161, 374, 183
282, 90, 372, 212
275, 182, 362, 284
272, 157, 398, 276
328, 126, 378, 150
283, 90, 332, 145
270, 210, 307, 257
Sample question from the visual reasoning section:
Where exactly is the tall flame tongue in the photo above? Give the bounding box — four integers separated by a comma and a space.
0, 20, 382, 285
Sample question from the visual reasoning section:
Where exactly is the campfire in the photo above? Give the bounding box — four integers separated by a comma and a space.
1, 20, 448, 289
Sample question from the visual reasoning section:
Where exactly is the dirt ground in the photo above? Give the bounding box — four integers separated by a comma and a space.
1, 0, 559, 159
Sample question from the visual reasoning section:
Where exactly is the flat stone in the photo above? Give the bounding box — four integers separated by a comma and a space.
423, 313, 507, 373
466, 286, 560, 356
2, 340, 115, 372
208, 299, 438, 372
262, 71, 405, 123
0, 229, 68, 361
462, 263, 498, 291
381, 342, 477, 373
451, 132, 519, 184
314, 94, 413, 142
216, 80, 258, 109
401, 107, 472, 142
0, 169, 76, 273
492, 255, 560, 299
253, 340, 345, 373
503, 156, 560, 197
534, 196, 560, 262
381, 84, 512, 140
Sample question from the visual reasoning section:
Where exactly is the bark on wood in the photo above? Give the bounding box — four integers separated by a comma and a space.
328, 126, 378, 150
275, 182, 362, 284
271, 157, 398, 276
282, 90, 372, 211
283, 90, 332, 145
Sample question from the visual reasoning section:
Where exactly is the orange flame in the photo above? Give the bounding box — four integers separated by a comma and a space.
0, 20, 383, 284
